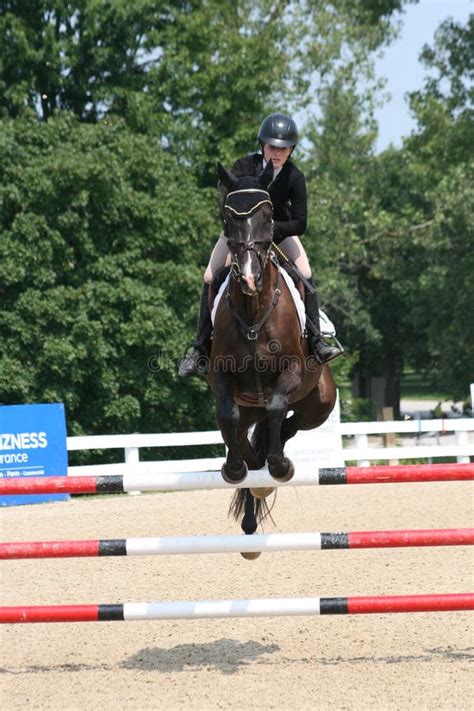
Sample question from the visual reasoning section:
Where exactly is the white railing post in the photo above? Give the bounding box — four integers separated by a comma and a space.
125, 446, 140, 495
455, 430, 470, 463
354, 433, 370, 467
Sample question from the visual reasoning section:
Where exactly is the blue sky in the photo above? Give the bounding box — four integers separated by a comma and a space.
374, 0, 472, 151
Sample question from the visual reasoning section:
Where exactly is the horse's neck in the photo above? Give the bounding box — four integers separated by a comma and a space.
231, 261, 277, 319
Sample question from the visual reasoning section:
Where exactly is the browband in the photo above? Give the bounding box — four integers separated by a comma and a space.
226, 188, 270, 198
225, 188, 272, 217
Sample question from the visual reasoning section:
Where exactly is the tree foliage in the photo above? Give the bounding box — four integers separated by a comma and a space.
401, 15, 474, 398
0, 112, 218, 434
2, 2, 471, 434
1, 1, 406, 183
302, 14, 473, 410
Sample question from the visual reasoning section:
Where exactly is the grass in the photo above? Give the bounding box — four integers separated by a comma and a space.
338, 371, 450, 401
401, 392, 451, 401
399, 369, 450, 401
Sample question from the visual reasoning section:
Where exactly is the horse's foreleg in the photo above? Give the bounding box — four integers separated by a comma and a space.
215, 379, 248, 484
265, 369, 301, 481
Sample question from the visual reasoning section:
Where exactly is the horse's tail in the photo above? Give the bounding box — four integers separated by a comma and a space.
229, 420, 276, 532
229, 488, 274, 533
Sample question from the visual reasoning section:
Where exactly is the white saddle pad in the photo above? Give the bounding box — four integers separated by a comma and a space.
211, 268, 336, 336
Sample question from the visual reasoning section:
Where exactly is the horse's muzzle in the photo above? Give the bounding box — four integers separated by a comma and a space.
241, 273, 262, 295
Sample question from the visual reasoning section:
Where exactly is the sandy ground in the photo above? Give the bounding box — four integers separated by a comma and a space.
1, 480, 473, 711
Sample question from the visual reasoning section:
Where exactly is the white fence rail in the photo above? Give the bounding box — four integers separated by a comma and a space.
67, 418, 473, 477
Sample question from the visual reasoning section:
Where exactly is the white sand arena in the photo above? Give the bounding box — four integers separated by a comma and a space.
1, 480, 473, 710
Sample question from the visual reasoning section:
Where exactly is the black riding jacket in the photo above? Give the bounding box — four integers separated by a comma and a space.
231, 152, 307, 244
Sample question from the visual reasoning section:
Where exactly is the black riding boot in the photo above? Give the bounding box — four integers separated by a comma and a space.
304, 278, 344, 364
178, 284, 213, 377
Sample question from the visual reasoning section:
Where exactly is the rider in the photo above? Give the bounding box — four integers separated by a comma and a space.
179, 112, 344, 377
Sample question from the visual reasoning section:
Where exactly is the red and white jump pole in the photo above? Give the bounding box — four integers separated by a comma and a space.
0, 462, 472, 496
1, 528, 473, 560
1, 593, 473, 624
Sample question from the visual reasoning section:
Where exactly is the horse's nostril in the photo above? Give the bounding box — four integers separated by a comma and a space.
242, 274, 257, 293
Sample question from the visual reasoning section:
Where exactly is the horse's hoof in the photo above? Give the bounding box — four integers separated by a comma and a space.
221, 461, 248, 484
268, 457, 295, 482
240, 551, 262, 560
250, 487, 275, 500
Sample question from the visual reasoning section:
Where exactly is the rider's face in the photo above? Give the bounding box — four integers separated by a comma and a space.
263, 143, 293, 168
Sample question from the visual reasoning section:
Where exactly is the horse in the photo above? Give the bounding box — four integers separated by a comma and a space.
207, 160, 337, 551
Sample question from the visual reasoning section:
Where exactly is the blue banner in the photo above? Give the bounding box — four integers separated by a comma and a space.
0, 403, 68, 506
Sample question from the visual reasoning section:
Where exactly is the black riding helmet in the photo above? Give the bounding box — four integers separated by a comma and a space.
258, 112, 298, 149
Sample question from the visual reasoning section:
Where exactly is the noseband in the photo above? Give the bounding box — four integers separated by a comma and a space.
223, 188, 274, 281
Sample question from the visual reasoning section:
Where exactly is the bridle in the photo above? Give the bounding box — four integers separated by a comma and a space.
223, 188, 274, 281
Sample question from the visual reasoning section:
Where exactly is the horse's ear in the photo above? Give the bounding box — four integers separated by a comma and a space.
259, 159, 274, 189
217, 162, 238, 191
217, 182, 227, 221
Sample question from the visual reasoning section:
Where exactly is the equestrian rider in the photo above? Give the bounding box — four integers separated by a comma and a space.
179, 112, 344, 377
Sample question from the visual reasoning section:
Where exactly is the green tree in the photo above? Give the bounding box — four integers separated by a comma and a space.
302, 80, 387, 407
1, 1, 411, 179
0, 1, 415, 435
0, 0, 167, 121
401, 15, 474, 399
302, 14, 473, 413
0, 112, 218, 434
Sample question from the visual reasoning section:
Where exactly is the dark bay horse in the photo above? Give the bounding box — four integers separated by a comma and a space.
207, 161, 336, 547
